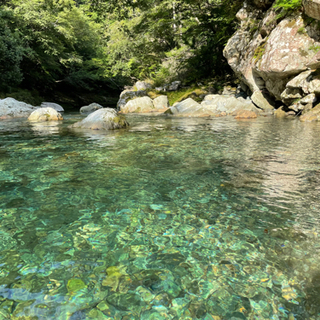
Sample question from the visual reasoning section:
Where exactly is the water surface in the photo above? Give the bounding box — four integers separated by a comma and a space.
0, 113, 320, 319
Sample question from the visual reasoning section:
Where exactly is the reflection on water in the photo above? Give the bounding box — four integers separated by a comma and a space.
0, 113, 320, 319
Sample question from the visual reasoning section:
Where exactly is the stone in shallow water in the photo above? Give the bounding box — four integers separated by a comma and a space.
67, 278, 86, 294
69, 108, 129, 130
80, 102, 103, 114
102, 265, 127, 290
28, 107, 63, 121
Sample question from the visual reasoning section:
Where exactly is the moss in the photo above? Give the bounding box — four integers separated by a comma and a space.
166, 88, 207, 105
285, 19, 297, 29
273, 0, 302, 19
309, 44, 320, 53
253, 41, 267, 61
147, 90, 161, 99
297, 26, 307, 35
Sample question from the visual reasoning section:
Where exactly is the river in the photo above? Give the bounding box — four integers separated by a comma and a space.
0, 113, 319, 319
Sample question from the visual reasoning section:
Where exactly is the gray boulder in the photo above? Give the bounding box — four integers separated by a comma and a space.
120, 97, 154, 114
300, 103, 320, 121
0, 98, 37, 119
69, 108, 129, 130
117, 90, 148, 110
153, 95, 169, 111
133, 81, 152, 91
41, 102, 64, 112
166, 98, 215, 117
28, 107, 63, 122
251, 91, 274, 112
303, 0, 320, 20
202, 95, 260, 115
80, 103, 103, 114
167, 81, 181, 91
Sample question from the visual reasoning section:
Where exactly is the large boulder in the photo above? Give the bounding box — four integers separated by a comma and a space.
120, 97, 155, 113
133, 81, 152, 91
80, 103, 103, 114
201, 95, 260, 115
167, 81, 181, 91
255, 16, 318, 100
165, 98, 215, 117
69, 108, 129, 130
153, 95, 169, 111
303, 0, 320, 20
300, 103, 320, 121
117, 89, 148, 110
28, 107, 63, 121
251, 91, 274, 111
41, 102, 64, 112
224, 5, 320, 110
0, 98, 37, 119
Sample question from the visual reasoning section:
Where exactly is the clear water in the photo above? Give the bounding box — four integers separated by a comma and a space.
0, 113, 320, 319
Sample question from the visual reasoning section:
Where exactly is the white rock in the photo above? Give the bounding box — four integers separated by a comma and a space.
41, 102, 64, 112
28, 107, 63, 122
0, 97, 37, 119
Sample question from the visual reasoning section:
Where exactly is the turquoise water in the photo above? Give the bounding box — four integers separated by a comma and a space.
0, 113, 320, 319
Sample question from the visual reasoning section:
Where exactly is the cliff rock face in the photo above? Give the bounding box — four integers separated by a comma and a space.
224, 0, 320, 113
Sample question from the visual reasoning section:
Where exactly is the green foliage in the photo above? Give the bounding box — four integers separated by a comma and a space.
165, 87, 206, 105
309, 44, 320, 53
0, 8, 25, 88
297, 26, 307, 35
0, 88, 43, 105
0, 0, 245, 96
273, 0, 302, 18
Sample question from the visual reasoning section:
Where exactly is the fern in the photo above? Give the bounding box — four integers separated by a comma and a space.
274, 0, 302, 11
273, 0, 302, 17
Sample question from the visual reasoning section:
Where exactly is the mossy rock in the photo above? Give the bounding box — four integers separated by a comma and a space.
166, 88, 207, 105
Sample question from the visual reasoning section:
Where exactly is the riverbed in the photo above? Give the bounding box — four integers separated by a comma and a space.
0, 113, 319, 319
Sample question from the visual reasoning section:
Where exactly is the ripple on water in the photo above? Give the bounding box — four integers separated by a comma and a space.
0, 114, 320, 319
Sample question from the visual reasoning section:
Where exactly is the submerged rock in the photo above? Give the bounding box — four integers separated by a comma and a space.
41, 102, 64, 112
80, 102, 103, 114
69, 108, 129, 130
28, 107, 63, 121
0, 97, 37, 119
234, 109, 258, 119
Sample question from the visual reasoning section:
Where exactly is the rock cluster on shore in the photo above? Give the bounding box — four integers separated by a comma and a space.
223, 0, 320, 119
